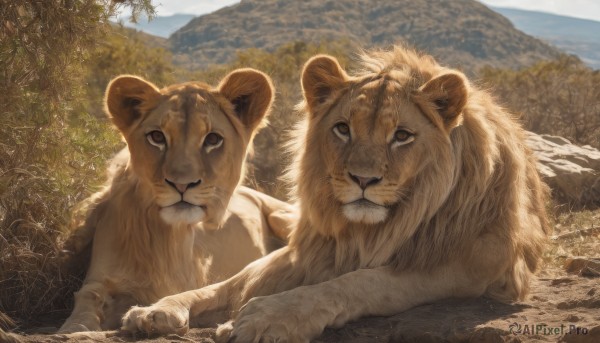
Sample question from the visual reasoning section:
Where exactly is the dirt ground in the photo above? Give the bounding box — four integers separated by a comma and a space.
3, 265, 597, 343
5, 212, 600, 343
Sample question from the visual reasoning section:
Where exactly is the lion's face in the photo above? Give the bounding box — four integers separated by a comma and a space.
316, 83, 447, 224
300, 55, 467, 226
105, 70, 273, 226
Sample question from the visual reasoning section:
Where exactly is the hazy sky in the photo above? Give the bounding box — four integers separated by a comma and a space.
479, 0, 600, 21
150, 0, 600, 22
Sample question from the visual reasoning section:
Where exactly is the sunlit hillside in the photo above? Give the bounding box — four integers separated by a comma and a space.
167, 0, 561, 71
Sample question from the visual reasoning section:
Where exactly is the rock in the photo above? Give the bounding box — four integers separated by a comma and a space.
525, 132, 600, 209
564, 257, 600, 277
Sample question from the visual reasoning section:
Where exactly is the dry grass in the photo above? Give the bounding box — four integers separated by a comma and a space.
541, 207, 600, 277
480, 57, 600, 149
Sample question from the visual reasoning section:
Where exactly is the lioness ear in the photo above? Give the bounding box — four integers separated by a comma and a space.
301, 55, 348, 115
105, 75, 161, 133
218, 68, 274, 130
419, 72, 468, 128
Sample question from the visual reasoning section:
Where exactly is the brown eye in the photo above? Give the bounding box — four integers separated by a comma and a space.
394, 130, 411, 142
147, 130, 166, 146
335, 123, 350, 135
392, 129, 415, 147
204, 132, 223, 147
333, 122, 350, 142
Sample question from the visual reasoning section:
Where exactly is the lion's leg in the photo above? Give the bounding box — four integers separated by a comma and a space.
58, 282, 107, 333
222, 232, 518, 343
220, 264, 478, 342
238, 186, 299, 241
266, 207, 298, 240
262, 195, 298, 241
120, 283, 224, 335
121, 247, 299, 335
465, 231, 534, 302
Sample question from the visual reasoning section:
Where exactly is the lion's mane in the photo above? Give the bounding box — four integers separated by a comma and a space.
285, 46, 548, 301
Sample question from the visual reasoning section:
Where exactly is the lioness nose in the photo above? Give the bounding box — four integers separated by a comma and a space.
165, 178, 201, 194
349, 173, 382, 190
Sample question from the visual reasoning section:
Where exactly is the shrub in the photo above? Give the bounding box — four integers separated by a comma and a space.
480, 56, 600, 149
0, 0, 158, 326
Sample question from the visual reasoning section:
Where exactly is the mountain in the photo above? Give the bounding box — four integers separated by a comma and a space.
490, 7, 600, 69
167, 0, 562, 71
122, 14, 196, 38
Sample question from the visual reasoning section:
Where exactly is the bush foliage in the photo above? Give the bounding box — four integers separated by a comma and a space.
0, 0, 160, 326
480, 56, 600, 149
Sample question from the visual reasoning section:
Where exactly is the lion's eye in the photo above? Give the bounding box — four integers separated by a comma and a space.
394, 130, 411, 141
333, 122, 350, 142
392, 129, 415, 147
147, 130, 166, 148
204, 132, 223, 152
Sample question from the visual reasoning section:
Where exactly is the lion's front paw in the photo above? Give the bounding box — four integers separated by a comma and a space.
215, 320, 234, 343
121, 299, 189, 336
57, 323, 92, 334
218, 294, 323, 343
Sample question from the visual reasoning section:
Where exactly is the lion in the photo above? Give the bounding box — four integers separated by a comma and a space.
58, 69, 298, 333
121, 46, 549, 342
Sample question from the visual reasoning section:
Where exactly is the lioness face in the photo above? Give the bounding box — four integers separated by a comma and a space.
105, 70, 274, 226
125, 90, 245, 225
301, 55, 467, 225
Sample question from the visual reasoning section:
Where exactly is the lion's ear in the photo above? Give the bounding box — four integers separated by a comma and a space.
301, 55, 348, 115
218, 68, 274, 130
419, 72, 468, 128
105, 75, 161, 133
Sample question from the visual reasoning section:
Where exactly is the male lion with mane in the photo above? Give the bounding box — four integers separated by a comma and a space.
122, 46, 549, 342
59, 69, 296, 333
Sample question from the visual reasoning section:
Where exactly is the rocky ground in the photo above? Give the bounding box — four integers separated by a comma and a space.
526, 132, 600, 209
8, 264, 600, 342
5, 211, 599, 343
7, 269, 599, 343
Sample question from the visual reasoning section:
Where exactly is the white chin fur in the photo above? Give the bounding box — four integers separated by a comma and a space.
159, 206, 206, 225
342, 203, 388, 224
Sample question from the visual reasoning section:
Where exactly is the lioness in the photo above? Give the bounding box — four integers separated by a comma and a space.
122, 46, 548, 342
59, 69, 297, 333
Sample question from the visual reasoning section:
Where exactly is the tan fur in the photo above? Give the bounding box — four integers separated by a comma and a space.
58, 70, 298, 333
122, 46, 549, 342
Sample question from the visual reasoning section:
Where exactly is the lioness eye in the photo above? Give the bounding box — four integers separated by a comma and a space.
333, 122, 350, 142
147, 130, 166, 147
204, 132, 223, 151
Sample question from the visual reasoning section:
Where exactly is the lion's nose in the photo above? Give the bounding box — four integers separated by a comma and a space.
165, 178, 201, 194
348, 173, 382, 190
